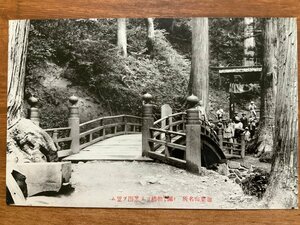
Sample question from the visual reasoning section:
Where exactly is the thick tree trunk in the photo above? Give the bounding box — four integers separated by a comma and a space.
145, 18, 155, 53
256, 18, 278, 157
7, 20, 58, 163
146, 18, 155, 40
244, 17, 255, 66
7, 20, 30, 128
117, 18, 127, 57
264, 18, 298, 209
188, 18, 209, 112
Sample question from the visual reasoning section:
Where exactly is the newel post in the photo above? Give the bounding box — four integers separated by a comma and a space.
142, 93, 154, 157
68, 95, 80, 154
186, 95, 202, 173
28, 96, 39, 126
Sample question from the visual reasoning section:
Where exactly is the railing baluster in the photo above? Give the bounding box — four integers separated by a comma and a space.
53, 130, 60, 151
123, 115, 127, 134
165, 131, 170, 157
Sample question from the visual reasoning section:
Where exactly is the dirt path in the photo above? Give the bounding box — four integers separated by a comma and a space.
26, 161, 266, 209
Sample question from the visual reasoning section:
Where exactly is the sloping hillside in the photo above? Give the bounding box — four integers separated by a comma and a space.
25, 19, 259, 128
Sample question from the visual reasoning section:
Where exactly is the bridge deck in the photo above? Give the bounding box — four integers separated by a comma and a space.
63, 134, 153, 162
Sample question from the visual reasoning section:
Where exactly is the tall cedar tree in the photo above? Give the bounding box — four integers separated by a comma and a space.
256, 18, 278, 155
244, 17, 255, 66
264, 18, 298, 209
7, 20, 30, 128
7, 20, 58, 163
117, 18, 127, 57
188, 18, 209, 112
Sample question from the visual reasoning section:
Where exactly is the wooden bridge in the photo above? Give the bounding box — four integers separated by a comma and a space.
28, 93, 246, 173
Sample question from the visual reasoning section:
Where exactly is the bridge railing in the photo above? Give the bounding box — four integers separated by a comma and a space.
222, 136, 245, 158
153, 112, 186, 132
28, 96, 142, 158
142, 94, 205, 172
146, 112, 224, 169
79, 115, 142, 150
44, 127, 72, 158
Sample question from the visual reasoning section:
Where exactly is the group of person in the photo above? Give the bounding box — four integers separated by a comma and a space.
215, 101, 259, 144
192, 100, 259, 145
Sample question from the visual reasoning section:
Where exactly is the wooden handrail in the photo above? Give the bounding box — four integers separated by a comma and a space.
153, 112, 186, 126
79, 114, 125, 127
79, 114, 142, 149
80, 114, 142, 127
44, 127, 71, 132
149, 127, 186, 137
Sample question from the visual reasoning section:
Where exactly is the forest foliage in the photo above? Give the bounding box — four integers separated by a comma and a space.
25, 18, 262, 128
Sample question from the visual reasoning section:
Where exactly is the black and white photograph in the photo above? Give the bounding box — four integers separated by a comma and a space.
6, 17, 298, 209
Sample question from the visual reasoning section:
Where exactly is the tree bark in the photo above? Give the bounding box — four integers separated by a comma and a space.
244, 17, 255, 66
7, 20, 30, 128
7, 20, 58, 163
188, 18, 209, 112
145, 18, 155, 53
256, 18, 278, 156
264, 18, 298, 209
146, 18, 155, 40
117, 18, 127, 57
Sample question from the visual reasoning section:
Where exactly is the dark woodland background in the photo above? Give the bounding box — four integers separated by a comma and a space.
25, 18, 262, 128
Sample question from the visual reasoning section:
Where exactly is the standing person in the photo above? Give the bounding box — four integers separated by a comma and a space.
233, 118, 244, 140
244, 127, 251, 142
216, 108, 224, 120
228, 119, 235, 130
249, 101, 257, 117
223, 121, 234, 149
232, 112, 240, 123
196, 100, 207, 121
240, 113, 248, 129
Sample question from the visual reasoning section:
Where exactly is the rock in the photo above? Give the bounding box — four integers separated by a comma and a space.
145, 176, 158, 184
228, 173, 237, 179
228, 161, 241, 169
217, 163, 229, 176
234, 169, 243, 179
139, 180, 147, 186
7, 119, 58, 163
238, 167, 248, 172
241, 162, 252, 169
241, 178, 248, 183
249, 165, 255, 172
235, 177, 242, 184
240, 171, 249, 177
259, 151, 273, 163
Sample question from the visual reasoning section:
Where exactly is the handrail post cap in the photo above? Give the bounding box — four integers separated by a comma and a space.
142, 93, 152, 104
69, 95, 79, 105
187, 94, 199, 108
28, 96, 38, 107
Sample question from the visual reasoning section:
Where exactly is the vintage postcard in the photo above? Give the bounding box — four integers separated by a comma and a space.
6, 17, 298, 209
